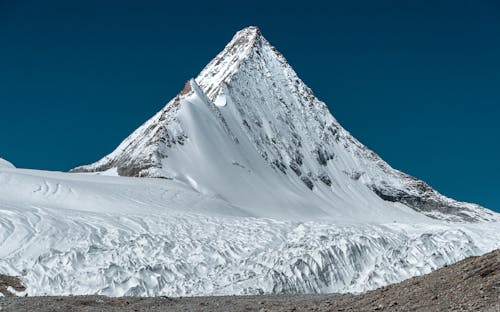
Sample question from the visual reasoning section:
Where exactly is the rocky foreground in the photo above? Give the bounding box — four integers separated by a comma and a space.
0, 249, 498, 311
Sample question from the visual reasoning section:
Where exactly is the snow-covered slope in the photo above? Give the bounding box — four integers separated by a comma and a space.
0, 158, 14, 168
1, 27, 498, 297
0, 166, 499, 296
73, 26, 495, 223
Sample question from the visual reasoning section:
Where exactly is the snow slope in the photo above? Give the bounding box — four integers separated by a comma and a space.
0, 166, 499, 296
73, 26, 495, 223
0, 158, 14, 168
1, 27, 499, 297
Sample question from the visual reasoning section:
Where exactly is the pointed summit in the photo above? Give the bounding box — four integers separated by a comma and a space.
195, 26, 271, 100
230, 26, 262, 46
72, 27, 496, 223
219, 26, 264, 57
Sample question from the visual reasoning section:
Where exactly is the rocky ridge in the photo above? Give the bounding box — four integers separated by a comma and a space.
72, 26, 496, 223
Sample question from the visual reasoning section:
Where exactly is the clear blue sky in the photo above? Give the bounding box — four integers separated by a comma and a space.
1, 0, 499, 212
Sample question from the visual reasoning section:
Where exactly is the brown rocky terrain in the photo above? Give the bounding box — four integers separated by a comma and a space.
0, 275, 25, 298
0, 249, 498, 311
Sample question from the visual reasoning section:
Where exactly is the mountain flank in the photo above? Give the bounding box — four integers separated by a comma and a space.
70, 26, 495, 223
1, 26, 498, 298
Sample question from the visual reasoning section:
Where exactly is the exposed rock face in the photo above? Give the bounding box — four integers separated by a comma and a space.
0, 274, 25, 297
72, 26, 496, 223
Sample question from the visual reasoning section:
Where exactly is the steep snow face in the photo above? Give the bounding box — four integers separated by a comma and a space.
72, 26, 496, 222
0, 158, 14, 168
0, 167, 499, 296
2, 27, 498, 297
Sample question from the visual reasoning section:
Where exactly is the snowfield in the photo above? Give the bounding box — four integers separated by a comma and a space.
0, 165, 499, 296
1, 26, 499, 297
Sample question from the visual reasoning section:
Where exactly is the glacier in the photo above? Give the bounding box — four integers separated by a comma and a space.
1, 26, 499, 297
0, 165, 498, 296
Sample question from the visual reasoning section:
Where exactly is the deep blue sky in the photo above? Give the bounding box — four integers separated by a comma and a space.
1, 0, 499, 212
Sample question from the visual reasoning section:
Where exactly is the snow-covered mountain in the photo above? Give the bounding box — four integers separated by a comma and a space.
73, 26, 494, 223
0, 157, 14, 168
0, 27, 498, 297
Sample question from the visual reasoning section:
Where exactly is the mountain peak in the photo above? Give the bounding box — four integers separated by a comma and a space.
195, 26, 269, 100
72, 27, 497, 223
233, 26, 262, 41
226, 26, 263, 52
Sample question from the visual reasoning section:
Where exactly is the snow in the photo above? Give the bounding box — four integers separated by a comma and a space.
1, 26, 499, 297
73, 26, 496, 223
0, 157, 14, 168
6, 286, 26, 297
0, 166, 499, 296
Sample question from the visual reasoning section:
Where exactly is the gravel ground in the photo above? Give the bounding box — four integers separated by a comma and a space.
0, 249, 498, 311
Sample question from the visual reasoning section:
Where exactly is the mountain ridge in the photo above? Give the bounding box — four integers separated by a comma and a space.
1, 26, 499, 299
71, 26, 497, 223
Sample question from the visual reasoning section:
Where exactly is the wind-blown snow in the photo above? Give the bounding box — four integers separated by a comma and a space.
0, 166, 499, 296
1, 26, 499, 297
